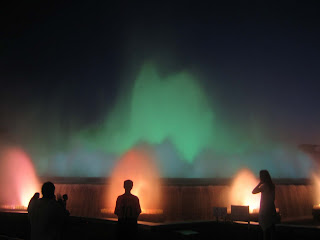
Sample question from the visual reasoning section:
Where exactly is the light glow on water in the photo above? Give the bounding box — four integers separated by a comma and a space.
229, 168, 260, 213
105, 146, 162, 213
0, 147, 40, 207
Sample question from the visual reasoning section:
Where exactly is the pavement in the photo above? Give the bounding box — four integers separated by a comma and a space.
1, 212, 320, 240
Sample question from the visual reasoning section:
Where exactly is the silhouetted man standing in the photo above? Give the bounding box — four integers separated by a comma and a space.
28, 182, 67, 240
114, 179, 141, 240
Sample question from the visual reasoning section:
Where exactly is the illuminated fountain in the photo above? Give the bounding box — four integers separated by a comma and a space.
311, 173, 320, 220
228, 168, 280, 222
229, 168, 260, 214
0, 64, 315, 224
298, 144, 320, 221
101, 146, 163, 222
0, 146, 40, 210
50, 164, 310, 223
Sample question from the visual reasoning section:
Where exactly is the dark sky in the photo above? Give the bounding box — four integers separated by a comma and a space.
1, 0, 320, 146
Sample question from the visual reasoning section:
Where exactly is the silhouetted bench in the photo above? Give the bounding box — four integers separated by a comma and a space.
213, 207, 227, 222
231, 205, 250, 225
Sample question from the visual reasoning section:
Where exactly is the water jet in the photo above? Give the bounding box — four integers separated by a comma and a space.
0, 146, 40, 210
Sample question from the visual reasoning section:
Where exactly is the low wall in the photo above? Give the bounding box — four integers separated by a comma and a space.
52, 179, 313, 222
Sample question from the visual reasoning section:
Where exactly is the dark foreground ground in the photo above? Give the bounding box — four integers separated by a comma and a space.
1, 212, 320, 240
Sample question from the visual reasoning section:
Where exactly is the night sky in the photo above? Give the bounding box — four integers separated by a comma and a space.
0, 1, 319, 178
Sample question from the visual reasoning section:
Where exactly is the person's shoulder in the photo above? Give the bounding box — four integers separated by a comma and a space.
47, 198, 64, 209
31, 198, 51, 209
117, 194, 125, 200
37, 198, 49, 204
130, 194, 139, 200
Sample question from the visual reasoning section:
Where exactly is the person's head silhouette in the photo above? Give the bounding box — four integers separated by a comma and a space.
124, 179, 133, 194
41, 181, 55, 199
260, 170, 272, 183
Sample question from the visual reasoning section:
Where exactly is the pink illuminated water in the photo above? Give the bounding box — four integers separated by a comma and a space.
0, 146, 40, 208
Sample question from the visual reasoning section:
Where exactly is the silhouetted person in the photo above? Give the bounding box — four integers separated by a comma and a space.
28, 182, 68, 240
252, 170, 277, 240
62, 194, 68, 205
114, 179, 141, 240
57, 194, 70, 216
28, 192, 40, 213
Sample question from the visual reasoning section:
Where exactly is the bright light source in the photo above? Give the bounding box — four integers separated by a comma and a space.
229, 168, 260, 213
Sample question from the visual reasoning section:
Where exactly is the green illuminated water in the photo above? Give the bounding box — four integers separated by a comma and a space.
10, 62, 312, 178
76, 62, 257, 163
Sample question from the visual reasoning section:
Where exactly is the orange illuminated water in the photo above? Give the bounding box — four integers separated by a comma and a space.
229, 168, 260, 213
105, 146, 162, 214
311, 172, 320, 206
0, 146, 40, 208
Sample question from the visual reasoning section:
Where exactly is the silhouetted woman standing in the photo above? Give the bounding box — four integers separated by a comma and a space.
252, 170, 276, 240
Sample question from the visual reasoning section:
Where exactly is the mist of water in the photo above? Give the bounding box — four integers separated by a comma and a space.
2, 62, 314, 179
67, 62, 312, 178
104, 145, 162, 213
0, 146, 40, 207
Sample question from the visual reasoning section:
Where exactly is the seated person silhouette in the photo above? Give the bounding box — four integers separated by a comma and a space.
114, 179, 141, 239
28, 182, 68, 240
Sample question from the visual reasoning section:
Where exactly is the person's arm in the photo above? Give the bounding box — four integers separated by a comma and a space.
114, 197, 120, 216
252, 182, 263, 194
136, 198, 141, 216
